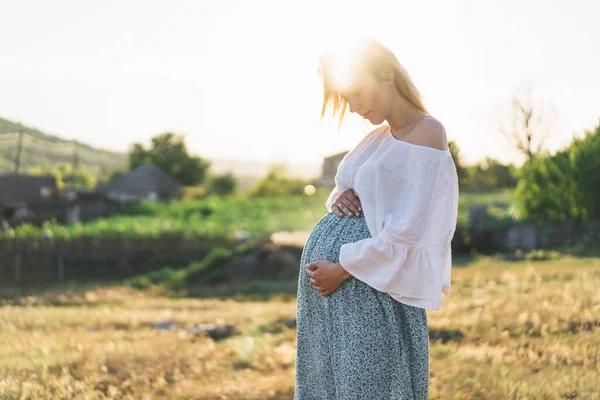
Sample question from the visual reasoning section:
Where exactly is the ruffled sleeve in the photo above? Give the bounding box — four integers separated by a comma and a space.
338, 153, 459, 310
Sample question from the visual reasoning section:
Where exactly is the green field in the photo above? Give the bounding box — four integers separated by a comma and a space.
4, 192, 332, 239
4, 189, 515, 239
0, 252, 598, 399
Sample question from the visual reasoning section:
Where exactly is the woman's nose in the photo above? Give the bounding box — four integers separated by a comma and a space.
348, 102, 359, 113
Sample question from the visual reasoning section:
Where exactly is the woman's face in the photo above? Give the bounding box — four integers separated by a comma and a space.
339, 68, 392, 125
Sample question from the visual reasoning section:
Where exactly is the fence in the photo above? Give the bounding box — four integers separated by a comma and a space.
0, 234, 237, 284
1, 220, 599, 284
469, 220, 600, 252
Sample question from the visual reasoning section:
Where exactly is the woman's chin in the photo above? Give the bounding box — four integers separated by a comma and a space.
367, 115, 382, 124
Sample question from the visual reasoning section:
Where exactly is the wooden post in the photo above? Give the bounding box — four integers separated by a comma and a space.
58, 254, 64, 282
14, 131, 24, 174
14, 252, 21, 283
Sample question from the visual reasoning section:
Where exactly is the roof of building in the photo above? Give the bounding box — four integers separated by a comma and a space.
323, 151, 348, 162
0, 174, 59, 205
99, 164, 182, 196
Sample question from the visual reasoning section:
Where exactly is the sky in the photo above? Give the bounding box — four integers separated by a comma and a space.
0, 0, 599, 168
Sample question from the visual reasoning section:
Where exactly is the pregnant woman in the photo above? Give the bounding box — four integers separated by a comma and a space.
294, 38, 460, 399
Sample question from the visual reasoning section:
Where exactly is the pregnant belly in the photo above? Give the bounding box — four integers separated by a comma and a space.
302, 212, 372, 265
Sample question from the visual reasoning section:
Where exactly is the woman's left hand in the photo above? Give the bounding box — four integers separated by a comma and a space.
304, 260, 351, 296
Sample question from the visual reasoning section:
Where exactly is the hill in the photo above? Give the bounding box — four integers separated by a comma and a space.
0, 116, 324, 185
0, 117, 127, 176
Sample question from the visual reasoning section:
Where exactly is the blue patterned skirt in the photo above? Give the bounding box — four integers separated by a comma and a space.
294, 211, 429, 399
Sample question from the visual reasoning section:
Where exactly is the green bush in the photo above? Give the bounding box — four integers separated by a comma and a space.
188, 248, 233, 273
124, 240, 269, 291
126, 274, 154, 290
515, 119, 600, 222
205, 172, 238, 196
124, 266, 187, 290
524, 249, 563, 262
515, 150, 579, 221
464, 157, 518, 191
247, 164, 314, 197
569, 122, 600, 220
179, 186, 208, 201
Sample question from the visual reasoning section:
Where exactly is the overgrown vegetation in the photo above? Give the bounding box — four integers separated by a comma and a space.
1, 192, 332, 239
128, 132, 211, 187
0, 252, 598, 399
515, 120, 600, 222
1, 188, 513, 239
125, 236, 266, 291
246, 164, 316, 197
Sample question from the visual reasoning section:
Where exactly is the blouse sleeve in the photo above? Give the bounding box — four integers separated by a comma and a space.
325, 126, 386, 213
325, 183, 342, 213
325, 164, 349, 213
338, 155, 459, 310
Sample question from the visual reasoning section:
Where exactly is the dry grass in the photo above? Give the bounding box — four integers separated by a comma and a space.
1, 253, 599, 399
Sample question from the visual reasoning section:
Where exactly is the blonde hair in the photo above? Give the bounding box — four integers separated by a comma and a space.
318, 38, 429, 128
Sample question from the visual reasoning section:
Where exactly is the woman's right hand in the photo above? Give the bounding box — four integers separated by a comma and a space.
331, 188, 362, 218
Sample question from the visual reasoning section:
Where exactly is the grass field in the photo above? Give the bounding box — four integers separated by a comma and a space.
2, 192, 333, 239
1, 251, 598, 399
3, 188, 515, 239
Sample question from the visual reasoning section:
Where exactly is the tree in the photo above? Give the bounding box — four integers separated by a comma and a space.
499, 86, 558, 160
206, 172, 238, 196
515, 150, 580, 221
129, 132, 210, 186
465, 157, 518, 190
247, 164, 309, 197
448, 140, 468, 188
569, 120, 600, 220
103, 167, 127, 184
515, 119, 600, 221
28, 163, 97, 190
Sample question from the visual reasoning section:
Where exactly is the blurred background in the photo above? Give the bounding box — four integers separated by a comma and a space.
0, 0, 599, 399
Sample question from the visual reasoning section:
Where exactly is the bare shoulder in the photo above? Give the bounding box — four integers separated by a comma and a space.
408, 115, 448, 151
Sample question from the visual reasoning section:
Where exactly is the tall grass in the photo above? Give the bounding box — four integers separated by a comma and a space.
0, 252, 598, 398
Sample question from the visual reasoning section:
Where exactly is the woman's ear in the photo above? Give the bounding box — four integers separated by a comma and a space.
380, 66, 394, 86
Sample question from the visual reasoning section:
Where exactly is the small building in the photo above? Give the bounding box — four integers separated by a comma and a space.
0, 174, 68, 225
98, 164, 182, 202
317, 151, 348, 187
64, 190, 121, 223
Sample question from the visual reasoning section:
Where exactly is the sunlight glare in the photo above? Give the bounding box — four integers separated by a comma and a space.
304, 184, 316, 195
322, 35, 365, 94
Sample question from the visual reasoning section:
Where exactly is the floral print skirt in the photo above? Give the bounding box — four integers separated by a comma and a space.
294, 211, 429, 399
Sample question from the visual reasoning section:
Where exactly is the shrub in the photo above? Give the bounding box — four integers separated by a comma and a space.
247, 164, 314, 197
205, 173, 238, 196
515, 119, 600, 222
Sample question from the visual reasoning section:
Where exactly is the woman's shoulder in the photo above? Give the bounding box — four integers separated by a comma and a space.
380, 116, 454, 187
404, 115, 448, 152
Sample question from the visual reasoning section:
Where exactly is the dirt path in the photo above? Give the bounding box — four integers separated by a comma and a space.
270, 230, 310, 247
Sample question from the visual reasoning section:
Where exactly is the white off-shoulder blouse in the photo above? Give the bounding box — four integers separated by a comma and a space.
325, 123, 459, 311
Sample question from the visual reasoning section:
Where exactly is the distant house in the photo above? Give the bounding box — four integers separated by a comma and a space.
64, 190, 121, 223
0, 174, 68, 225
317, 151, 348, 187
98, 164, 182, 202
